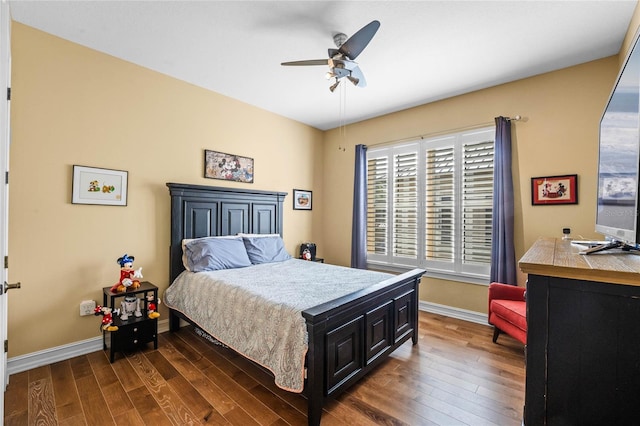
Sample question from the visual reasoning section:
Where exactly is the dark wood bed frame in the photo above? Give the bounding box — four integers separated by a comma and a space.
167, 182, 425, 425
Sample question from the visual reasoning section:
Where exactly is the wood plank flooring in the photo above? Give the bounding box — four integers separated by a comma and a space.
4, 311, 525, 425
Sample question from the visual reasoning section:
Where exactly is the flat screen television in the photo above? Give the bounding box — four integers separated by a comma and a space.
592, 29, 640, 253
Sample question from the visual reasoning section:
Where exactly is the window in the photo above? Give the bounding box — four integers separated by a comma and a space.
366, 127, 495, 284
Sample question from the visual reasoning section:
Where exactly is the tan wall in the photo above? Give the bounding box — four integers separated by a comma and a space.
9, 8, 640, 357
7, 23, 323, 357
322, 57, 619, 314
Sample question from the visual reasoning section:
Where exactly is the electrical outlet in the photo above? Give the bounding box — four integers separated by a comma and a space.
80, 300, 96, 316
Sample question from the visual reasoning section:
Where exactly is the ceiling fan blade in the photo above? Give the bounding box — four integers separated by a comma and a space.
281, 59, 329, 66
339, 20, 380, 60
350, 65, 367, 88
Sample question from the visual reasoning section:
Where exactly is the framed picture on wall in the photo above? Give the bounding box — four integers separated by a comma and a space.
71, 165, 128, 206
531, 174, 578, 205
293, 189, 312, 210
204, 149, 254, 183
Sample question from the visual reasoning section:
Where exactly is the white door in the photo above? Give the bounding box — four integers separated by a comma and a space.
0, 1, 11, 422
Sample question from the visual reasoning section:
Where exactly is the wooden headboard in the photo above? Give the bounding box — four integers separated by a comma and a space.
166, 183, 287, 283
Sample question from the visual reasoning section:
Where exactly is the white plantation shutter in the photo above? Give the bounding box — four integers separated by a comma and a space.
462, 139, 494, 265
366, 156, 388, 255
425, 145, 455, 262
393, 151, 418, 258
366, 127, 494, 283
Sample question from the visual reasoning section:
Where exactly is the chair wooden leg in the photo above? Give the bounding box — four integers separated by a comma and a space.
492, 326, 501, 343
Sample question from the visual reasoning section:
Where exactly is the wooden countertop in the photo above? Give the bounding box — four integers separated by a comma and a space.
519, 237, 640, 286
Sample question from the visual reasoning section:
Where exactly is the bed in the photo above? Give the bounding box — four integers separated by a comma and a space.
165, 182, 425, 425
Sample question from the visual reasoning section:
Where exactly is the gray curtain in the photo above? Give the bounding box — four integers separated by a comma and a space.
351, 144, 367, 269
490, 117, 517, 284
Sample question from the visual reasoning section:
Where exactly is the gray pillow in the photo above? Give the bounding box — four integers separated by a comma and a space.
184, 236, 252, 272
181, 235, 239, 271
241, 235, 291, 264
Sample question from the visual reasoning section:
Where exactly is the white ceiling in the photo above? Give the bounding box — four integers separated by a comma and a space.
8, 1, 638, 131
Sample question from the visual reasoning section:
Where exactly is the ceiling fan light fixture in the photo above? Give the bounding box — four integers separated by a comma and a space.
281, 20, 380, 92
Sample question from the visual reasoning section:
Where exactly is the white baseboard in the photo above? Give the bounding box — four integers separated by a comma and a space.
8, 305, 486, 377
419, 301, 488, 325
7, 319, 170, 376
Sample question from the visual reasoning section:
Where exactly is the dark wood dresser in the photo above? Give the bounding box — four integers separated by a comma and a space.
520, 237, 640, 425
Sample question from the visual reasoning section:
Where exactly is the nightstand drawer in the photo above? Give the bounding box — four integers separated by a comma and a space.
114, 319, 156, 349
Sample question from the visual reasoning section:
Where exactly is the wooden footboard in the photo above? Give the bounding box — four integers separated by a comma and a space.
302, 268, 424, 425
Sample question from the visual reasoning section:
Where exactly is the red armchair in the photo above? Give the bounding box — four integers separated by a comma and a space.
488, 282, 527, 345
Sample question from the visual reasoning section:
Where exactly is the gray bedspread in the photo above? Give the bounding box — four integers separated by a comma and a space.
163, 258, 393, 392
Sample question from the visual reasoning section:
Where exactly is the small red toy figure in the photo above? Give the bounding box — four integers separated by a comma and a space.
301, 248, 312, 261
94, 305, 118, 332
110, 253, 142, 293
146, 294, 160, 319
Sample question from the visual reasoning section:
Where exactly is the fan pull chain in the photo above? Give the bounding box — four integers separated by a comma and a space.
338, 83, 347, 151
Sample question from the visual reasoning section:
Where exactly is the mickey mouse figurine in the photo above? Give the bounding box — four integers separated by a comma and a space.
110, 253, 143, 293
94, 305, 118, 332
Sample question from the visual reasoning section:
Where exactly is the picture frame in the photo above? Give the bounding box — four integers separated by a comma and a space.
531, 174, 578, 205
72, 165, 128, 206
293, 189, 312, 210
204, 149, 254, 183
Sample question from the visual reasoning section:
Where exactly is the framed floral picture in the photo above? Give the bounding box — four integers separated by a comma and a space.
72, 165, 128, 206
293, 189, 312, 210
531, 174, 578, 205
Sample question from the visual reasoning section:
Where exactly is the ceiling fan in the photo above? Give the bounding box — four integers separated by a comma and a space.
281, 20, 380, 92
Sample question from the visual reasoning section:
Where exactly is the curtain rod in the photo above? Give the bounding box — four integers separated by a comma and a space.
366, 115, 523, 149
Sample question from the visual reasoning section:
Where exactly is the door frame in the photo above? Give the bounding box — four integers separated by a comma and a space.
0, 0, 11, 422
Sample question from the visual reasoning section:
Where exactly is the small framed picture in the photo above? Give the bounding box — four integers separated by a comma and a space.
72, 165, 128, 206
531, 174, 578, 205
293, 189, 312, 210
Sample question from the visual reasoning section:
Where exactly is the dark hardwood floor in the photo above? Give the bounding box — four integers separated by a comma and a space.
4, 311, 525, 425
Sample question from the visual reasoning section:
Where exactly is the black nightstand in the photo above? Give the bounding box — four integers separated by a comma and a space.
102, 281, 158, 363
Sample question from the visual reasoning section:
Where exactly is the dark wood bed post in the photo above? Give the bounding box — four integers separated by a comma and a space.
169, 310, 181, 332
412, 291, 419, 345
305, 320, 326, 426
